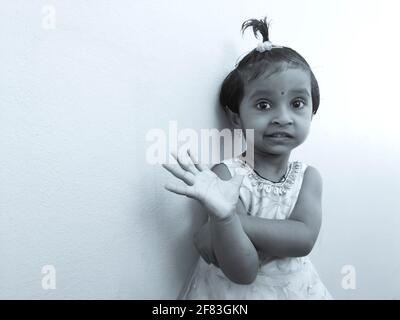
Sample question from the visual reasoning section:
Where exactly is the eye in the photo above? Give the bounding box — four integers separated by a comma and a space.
292, 99, 306, 109
256, 101, 272, 110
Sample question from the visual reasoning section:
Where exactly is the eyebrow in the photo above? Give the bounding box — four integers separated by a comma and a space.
250, 89, 311, 99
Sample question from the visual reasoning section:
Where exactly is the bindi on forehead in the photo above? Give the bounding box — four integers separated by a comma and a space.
281, 91, 285, 95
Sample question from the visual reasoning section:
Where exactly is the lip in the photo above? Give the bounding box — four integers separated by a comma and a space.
264, 132, 294, 138
265, 136, 293, 141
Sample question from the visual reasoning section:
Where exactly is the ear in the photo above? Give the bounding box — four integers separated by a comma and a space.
223, 105, 242, 129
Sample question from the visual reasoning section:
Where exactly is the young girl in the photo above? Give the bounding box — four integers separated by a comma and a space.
162, 17, 332, 299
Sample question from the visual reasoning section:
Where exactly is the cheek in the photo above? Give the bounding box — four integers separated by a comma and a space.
239, 114, 259, 130
245, 113, 268, 128
299, 121, 312, 136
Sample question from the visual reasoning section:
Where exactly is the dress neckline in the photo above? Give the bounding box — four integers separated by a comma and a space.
237, 154, 292, 184
231, 155, 302, 196
249, 162, 291, 184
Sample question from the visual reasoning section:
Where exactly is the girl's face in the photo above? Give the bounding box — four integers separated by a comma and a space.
237, 66, 313, 156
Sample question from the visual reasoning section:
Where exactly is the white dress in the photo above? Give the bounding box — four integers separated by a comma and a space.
178, 156, 332, 300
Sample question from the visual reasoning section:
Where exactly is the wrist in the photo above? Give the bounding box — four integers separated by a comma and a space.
210, 209, 236, 224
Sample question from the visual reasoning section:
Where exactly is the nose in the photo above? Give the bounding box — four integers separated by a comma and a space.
271, 107, 293, 126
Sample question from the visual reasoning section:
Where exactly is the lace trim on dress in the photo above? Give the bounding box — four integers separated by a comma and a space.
231, 157, 302, 196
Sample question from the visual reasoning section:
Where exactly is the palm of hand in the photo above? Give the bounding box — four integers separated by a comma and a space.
162, 149, 245, 220
191, 170, 241, 219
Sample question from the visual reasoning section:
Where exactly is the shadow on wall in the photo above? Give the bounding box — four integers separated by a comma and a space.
162, 94, 235, 299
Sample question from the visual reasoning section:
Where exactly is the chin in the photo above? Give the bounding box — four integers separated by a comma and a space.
258, 146, 292, 156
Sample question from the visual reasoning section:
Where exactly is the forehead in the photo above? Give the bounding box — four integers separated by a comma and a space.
245, 67, 311, 98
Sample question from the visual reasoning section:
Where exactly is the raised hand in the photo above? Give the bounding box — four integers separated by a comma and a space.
162, 149, 245, 221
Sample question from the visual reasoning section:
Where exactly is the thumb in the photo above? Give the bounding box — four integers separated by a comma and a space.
230, 174, 245, 187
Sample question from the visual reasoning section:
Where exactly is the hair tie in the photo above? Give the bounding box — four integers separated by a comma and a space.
256, 40, 283, 52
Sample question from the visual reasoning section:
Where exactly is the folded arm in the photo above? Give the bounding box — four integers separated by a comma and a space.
208, 211, 259, 285
207, 164, 323, 259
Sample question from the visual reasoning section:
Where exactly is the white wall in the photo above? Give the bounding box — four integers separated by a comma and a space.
0, 0, 399, 299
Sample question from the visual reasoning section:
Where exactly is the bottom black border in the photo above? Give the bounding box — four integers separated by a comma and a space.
0, 300, 397, 318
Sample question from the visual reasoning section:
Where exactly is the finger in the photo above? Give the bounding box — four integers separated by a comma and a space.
187, 148, 208, 171
175, 149, 198, 175
184, 148, 201, 174
170, 150, 179, 162
162, 163, 195, 186
164, 182, 196, 199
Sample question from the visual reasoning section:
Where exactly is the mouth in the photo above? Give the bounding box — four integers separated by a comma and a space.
264, 132, 294, 139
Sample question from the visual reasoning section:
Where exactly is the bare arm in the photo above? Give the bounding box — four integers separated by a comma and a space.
209, 211, 259, 285
196, 163, 258, 284
210, 164, 323, 258
162, 150, 258, 285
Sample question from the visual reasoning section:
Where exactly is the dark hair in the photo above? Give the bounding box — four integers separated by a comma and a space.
219, 17, 320, 115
